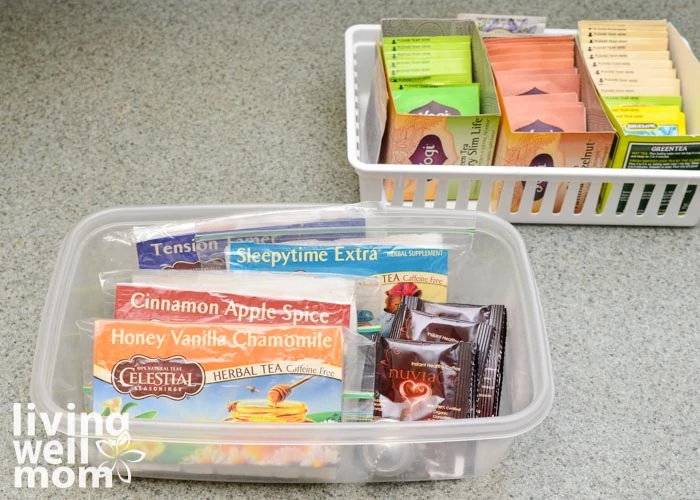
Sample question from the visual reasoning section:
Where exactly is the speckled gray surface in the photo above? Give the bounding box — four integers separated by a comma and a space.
2, 0, 699, 498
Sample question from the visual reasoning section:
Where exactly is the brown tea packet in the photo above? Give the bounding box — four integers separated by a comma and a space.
398, 296, 508, 417
474, 308, 508, 417
374, 337, 476, 421
389, 303, 490, 414
401, 295, 505, 330
493, 307, 508, 416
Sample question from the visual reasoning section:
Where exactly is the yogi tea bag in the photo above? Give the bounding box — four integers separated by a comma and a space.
373, 337, 476, 421
392, 85, 480, 116
506, 102, 586, 133
92, 320, 345, 423
496, 73, 581, 98
603, 95, 682, 109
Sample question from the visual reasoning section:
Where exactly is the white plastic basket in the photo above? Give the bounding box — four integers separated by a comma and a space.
345, 24, 700, 227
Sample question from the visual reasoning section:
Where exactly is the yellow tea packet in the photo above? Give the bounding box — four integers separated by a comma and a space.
609, 105, 682, 115
603, 95, 682, 108
611, 107, 686, 136
596, 82, 681, 96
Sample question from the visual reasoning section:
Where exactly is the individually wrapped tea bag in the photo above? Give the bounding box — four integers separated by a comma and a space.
223, 233, 453, 337
100, 269, 375, 332
131, 203, 380, 270
397, 296, 508, 417
88, 319, 347, 423
374, 337, 476, 421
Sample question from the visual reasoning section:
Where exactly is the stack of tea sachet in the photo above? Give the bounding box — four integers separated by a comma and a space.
484, 35, 586, 132
382, 35, 480, 116
579, 20, 685, 136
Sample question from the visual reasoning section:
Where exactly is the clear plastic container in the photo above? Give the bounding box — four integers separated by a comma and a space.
31, 204, 554, 482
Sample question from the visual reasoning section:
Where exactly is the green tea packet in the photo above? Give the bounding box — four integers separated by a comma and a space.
388, 74, 473, 89
384, 49, 468, 61
384, 42, 471, 55
392, 84, 480, 116
388, 74, 472, 90
381, 35, 475, 92
382, 36, 472, 78
603, 95, 682, 109
386, 58, 473, 81
382, 35, 471, 47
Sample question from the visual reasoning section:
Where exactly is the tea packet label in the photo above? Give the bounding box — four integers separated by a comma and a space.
114, 283, 353, 327
226, 242, 449, 336
92, 320, 344, 423
135, 219, 366, 270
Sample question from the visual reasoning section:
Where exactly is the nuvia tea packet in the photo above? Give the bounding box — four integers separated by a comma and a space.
373, 337, 476, 421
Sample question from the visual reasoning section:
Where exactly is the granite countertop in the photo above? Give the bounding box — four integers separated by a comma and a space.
2, 1, 699, 498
